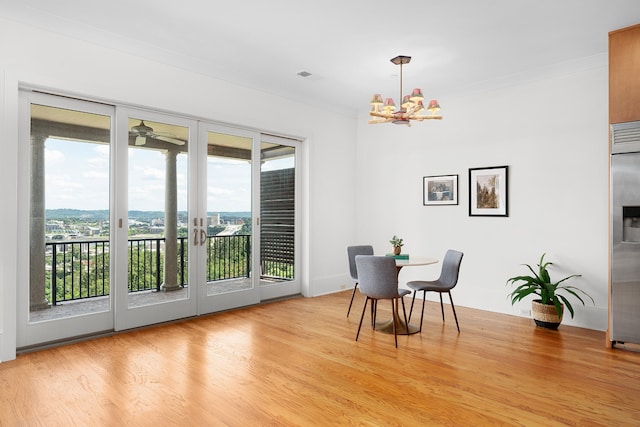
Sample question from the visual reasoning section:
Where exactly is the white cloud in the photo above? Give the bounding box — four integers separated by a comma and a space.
47, 173, 83, 189
87, 157, 109, 168
83, 171, 109, 179
45, 148, 64, 162
141, 167, 165, 180
208, 187, 234, 196
94, 145, 110, 157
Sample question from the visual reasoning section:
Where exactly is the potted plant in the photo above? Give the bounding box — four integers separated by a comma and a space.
506, 253, 594, 329
389, 235, 404, 255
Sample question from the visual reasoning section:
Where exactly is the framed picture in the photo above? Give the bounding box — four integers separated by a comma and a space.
469, 166, 509, 216
423, 174, 458, 205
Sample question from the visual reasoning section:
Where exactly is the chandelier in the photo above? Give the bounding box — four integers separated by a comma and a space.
368, 55, 442, 126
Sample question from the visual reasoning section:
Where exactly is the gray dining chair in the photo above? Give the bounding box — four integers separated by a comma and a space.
355, 255, 410, 347
407, 249, 464, 333
346, 245, 374, 317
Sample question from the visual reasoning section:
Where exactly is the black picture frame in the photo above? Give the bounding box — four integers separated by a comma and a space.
468, 166, 509, 216
423, 174, 458, 205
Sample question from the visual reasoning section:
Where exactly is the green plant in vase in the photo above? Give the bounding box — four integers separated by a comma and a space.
389, 235, 404, 255
506, 253, 594, 329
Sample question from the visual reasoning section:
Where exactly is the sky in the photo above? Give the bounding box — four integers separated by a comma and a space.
44, 138, 292, 213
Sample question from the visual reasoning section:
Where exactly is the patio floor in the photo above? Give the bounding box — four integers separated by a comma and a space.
29, 278, 254, 323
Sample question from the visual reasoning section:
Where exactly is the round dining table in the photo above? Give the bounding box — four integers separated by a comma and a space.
376, 256, 439, 335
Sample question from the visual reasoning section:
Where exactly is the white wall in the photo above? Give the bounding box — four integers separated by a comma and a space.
0, 17, 612, 361
355, 61, 609, 331
0, 18, 357, 361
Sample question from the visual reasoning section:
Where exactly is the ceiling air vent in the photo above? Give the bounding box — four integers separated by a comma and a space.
612, 121, 640, 154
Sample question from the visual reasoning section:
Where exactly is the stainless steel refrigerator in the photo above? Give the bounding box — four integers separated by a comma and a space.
610, 120, 640, 346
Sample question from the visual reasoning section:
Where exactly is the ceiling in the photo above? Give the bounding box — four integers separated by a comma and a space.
2, 1, 640, 117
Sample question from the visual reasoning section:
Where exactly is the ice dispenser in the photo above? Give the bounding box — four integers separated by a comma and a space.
623, 206, 640, 242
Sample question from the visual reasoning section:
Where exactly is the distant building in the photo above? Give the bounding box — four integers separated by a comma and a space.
208, 213, 221, 226
45, 220, 64, 233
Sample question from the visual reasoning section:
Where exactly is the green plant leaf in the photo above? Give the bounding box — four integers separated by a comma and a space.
523, 264, 543, 282
557, 294, 575, 318
554, 274, 582, 286
559, 285, 595, 305
507, 275, 541, 285
540, 289, 550, 304
509, 287, 539, 303
551, 298, 564, 318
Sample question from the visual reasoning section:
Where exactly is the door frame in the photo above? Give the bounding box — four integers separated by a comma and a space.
195, 122, 261, 314
16, 90, 116, 348
258, 133, 302, 301
114, 108, 199, 331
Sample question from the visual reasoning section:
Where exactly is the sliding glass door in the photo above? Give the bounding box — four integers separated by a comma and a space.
17, 92, 301, 348
196, 123, 261, 313
114, 109, 197, 330
258, 134, 300, 300
195, 126, 302, 312
17, 91, 115, 348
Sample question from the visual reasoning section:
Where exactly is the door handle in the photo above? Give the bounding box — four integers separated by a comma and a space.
200, 229, 206, 246
193, 228, 198, 246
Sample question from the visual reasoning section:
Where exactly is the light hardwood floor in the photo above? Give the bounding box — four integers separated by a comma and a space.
1, 290, 640, 426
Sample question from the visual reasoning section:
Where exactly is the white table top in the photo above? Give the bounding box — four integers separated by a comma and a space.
394, 256, 439, 267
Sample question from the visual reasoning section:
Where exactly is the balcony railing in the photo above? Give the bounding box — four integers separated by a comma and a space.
44, 234, 271, 305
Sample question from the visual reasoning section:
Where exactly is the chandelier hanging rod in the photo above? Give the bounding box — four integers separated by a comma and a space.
368, 55, 442, 126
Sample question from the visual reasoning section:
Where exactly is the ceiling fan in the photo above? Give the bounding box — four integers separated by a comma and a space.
130, 120, 186, 146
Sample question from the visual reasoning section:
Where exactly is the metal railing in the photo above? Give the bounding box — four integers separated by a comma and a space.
48, 239, 110, 305
45, 234, 256, 305
261, 230, 295, 279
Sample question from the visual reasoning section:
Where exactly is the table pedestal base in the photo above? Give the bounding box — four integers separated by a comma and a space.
375, 318, 420, 335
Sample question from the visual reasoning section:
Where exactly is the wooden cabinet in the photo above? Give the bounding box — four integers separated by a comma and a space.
610, 23, 640, 124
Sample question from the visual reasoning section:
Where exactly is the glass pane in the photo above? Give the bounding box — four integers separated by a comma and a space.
127, 118, 189, 308
206, 131, 253, 296
260, 142, 295, 285
29, 104, 111, 322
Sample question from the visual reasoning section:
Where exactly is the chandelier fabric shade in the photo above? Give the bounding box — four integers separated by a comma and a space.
368, 55, 442, 126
